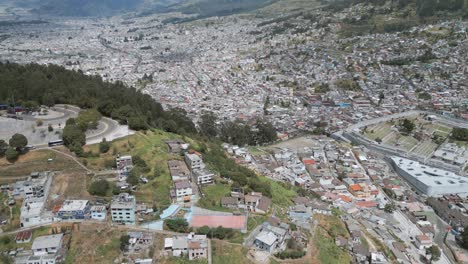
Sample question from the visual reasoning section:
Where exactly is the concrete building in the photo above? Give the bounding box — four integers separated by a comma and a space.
415, 235, 432, 250
254, 231, 278, 253
90, 205, 107, 221
173, 181, 193, 202
164, 233, 208, 260
193, 169, 214, 185
57, 200, 90, 220
116, 155, 133, 180
32, 234, 63, 256
390, 156, 468, 197
185, 153, 204, 170
110, 193, 136, 224
20, 198, 51, 228
167, 160, 191, 182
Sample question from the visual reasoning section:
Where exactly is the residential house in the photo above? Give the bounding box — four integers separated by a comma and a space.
15, 230, 32, 244
415, 235, 432, 250
32, 234, 63, 256
254, 231, 278, 253
173, 181, 193, 202
90, 205, 107, 221
116, 155, 133, 180
221, 197, 238, 209
245, 192, 271, 214
110, 193, 136, 225
193, 169, 214, 185
167, 160, 190, 182
165, 233, 208, 260
185, 153, 204, 171
56, 200, 90, 220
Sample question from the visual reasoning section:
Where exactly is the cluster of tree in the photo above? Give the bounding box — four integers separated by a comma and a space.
382, 50, 437, 66
76, 109, 101, 131
461, 227, 468, 249
120, 234, 130, 251
416, 0, 465, 17
426, 245, 441, 263
451, 127, 468, 142
0, 62, 195, 135
275, 239, 306, 260
0, 134, 28, 162
384, 202, 396, 213
198, 112, 277, 146
399, 118, 415, 134
164, 218, 190, 233
99, 138, 111, 153
335, 79, 361, 91
62, 118, 86, 155
203, 143, 272, 197
314, 83, 330, 93
417, 92, 432, 100
196, 226, 236, 239
127, 155, 150, 185
88, 179, 110, 196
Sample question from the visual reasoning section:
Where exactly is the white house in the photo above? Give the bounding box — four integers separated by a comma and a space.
90, 205, 107, 221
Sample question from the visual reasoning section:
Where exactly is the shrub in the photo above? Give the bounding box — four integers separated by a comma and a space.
88, 179, 110, 196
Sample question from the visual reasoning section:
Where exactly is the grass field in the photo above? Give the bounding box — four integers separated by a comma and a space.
0, 149, 81, 178
411, 141, 438, 157
65, 226, 123, 264
197, 184, 231, 212
84, 130, 186, 208
212, 239, 254, 264
313, 215, 351, 264
260, 177, 296, 207
314, 228, 351, 264
364, 123, 393, 141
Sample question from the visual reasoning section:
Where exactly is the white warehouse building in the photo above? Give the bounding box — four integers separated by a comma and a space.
390, 156, 468, 197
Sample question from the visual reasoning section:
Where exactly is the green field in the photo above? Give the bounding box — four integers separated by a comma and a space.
411, 141, 438, 156
197, 184, 231, 212
364, 123, 393, 141
84, 130, 187, 208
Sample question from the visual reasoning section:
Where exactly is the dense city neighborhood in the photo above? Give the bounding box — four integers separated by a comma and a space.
0, 0, 468, 263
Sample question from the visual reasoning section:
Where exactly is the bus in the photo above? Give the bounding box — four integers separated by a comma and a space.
48, 140, 64, 147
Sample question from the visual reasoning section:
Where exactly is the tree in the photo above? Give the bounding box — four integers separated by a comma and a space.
9, 133, 28, 150
375, 137, 382, 144
88, 179, 110, 196
0, 140, 8, 157
153, 166, 162, 178
127, 167, 141, 186
199, 112, 218, 139
120, 235, 130, 251
426, 245, 441, 263
452, 127, 468, 142
197, 226, 211, 235
461, 227, 468, 249
36, 119, 43, 127
48, 124, 53, 132
99, 138, 111, 153
5, 147, 19, 162
62, 124, 86, 147
400, 119, 415, 133
165, 218, 189, 233
384, 202, 396, 213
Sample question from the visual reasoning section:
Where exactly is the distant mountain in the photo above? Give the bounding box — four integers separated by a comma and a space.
32, 0, 145, 17
26, 0, 276, 18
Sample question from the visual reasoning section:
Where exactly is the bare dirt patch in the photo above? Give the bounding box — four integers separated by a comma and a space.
46, 170, 91, 210
0, 149, 81, 177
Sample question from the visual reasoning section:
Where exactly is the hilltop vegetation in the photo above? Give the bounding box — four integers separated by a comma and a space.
0, 62, 195, 135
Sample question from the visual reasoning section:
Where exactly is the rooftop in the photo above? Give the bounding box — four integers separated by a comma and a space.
59, 200, 89, 212
32, 234, 63, 250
